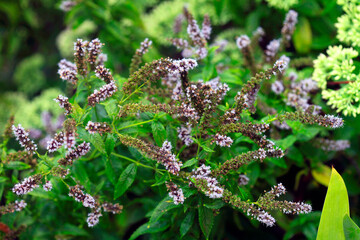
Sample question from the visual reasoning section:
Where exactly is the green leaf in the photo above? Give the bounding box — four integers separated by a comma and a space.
149, 196, 181, 224
192, 138, 214, 153
182, 158, 198, 168
105, 134, 116, 156
0, 176, 8, 183
102, 98, 118, 117
293, 17, 312, 54
204, 200, 225, 209
273, 135, 296, 150
267, 157, 287, 169
312, 164, 331, 187
180, 210, 195, 238
317, 168, 349, 240
114, 163, 137, 199
199, 203, 214, 239
129, 221, 169, 240
343, 214, 360, 240
5, 161, 31, 170
73, 161, 90, 190
152, 121, 166, 147
166, 125, 176, 149
105, 156, 116, 185
89, 133, 106, 154
56, 223, 89, 237
151, 173, 167, 187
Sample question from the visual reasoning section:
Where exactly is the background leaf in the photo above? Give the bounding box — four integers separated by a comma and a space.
114, 163, 137, 199
317, 167, 349, 240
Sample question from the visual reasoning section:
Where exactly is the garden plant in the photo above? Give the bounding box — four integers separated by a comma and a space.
1, 0, 360, 239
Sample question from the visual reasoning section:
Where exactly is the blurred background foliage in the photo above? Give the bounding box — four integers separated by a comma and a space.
2, 0, 360, 239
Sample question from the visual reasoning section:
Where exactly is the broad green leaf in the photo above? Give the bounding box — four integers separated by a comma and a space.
152, 121, 166, 146
192, 138, 214, 153
56, 223, 89, 236
273, 135, 296, 150
5, 161, 31, 170
267, 157, 287, 169
182, 158, 198, 168
151, 173, 167, 187
317, 168, 349, 240
105, 134, 116, 156
204, 200, 225, 209
89, 133, 106, 154
105, 156, 116, 185
166, 125, 176, 149
102, 98, 118, 117
343, 214, 360, 240
0, 176, 8, 183
312, 164, 331, 187
149, 196, 181, 224
180, 210, 195, 238
114, 163, 137, 199
199, 203, 214, 239
73, 161, 90, 190
129, 221, 169, 240
293, 17, 312, 54
28, 190, 52, 199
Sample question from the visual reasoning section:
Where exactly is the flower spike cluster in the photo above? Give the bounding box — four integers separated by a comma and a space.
58, 59, 77, 84
12, 124, 38, 154
190, 164, 224, 199
54, 95, 72, 115
47, 131, 65, 153
166, 182, 185, 205
0, 200, 27, 215
58, 142, 91, 166
88, 81, 118, 106
12, 175, 42, 195
85, 121, 111, 135
68, 185, 96, 208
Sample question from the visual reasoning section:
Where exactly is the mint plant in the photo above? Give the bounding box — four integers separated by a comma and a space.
0, 5, 352, 240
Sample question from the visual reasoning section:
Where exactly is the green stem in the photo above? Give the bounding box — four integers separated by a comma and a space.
117, 113, 166, 131
111, 152, 164, 174
119, 82, 148, 105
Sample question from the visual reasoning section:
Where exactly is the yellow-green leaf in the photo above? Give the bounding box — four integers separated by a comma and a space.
312, 164, 332, 187
317, 167, 349, 240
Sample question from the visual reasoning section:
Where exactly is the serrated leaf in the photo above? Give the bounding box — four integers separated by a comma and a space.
182, 158, 198, 168
102, 98, 118, 117
273, 135, 296, 150
199, 204, 214, 239
56, 223, 89, 236
267, 157, 287, 169
192, 138, 214, 153
180, 210, 195, 238
105, 134, 116, 156
0, 177, 8, 183
129, 221, 169, 240
89, 133, 106, 154
114, 163, 137, 199
151, 173, 167, 187
28, 190, 52, 199
166, 125, 176, 149
5, 161, 31, 170
317, 168, 349, 240
73, 161, 90, 190
149, 196, 181, 224
204, 200, 225, 209
152, 121, 166, 146
343, 214, 360, 240
105, 156, 116, 185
